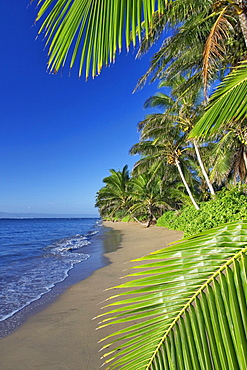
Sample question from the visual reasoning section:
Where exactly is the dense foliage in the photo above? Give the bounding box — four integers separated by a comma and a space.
157, 186, 247, 236
96, 166, 178, 226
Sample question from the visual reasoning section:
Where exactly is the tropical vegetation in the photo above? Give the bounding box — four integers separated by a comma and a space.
95, 61, 247, 370
34, 0, 247, 369
95, 165, 132, 221
96, 166, 175, 226
157, 185, 247, 236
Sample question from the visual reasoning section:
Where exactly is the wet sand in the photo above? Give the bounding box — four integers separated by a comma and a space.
0, 221, 182, 369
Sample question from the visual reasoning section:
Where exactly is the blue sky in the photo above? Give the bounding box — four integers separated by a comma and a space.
0, 1, 162, 216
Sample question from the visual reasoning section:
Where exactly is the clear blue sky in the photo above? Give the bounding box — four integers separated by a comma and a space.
0, 1, 162, 216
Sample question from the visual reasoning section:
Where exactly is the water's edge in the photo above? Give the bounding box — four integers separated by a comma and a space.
0, 225, 121, 339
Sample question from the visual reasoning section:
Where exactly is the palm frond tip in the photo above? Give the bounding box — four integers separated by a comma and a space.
36, 0, 168, 78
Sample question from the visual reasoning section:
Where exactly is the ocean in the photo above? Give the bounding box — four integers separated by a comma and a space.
0, 218, 121, 338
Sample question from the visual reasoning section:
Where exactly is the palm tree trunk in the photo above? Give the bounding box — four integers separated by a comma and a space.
243, 150, 247, 172
128, 211, 149, 226
193, 139, 215, 196
147, 215, 153, 228
236, 0, 247, 47
146, 205, 157, 227
175, 158, 200, 210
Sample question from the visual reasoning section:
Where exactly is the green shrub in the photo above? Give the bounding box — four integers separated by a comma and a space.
157, 185, 247, 237
156, 210, 180, 228
121, 215, 134, 222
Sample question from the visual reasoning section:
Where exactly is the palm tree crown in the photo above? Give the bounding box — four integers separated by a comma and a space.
95, 165, 131, 219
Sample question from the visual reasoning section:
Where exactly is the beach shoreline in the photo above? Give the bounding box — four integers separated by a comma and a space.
0, 222, 117, 339
0, 221, 182, 370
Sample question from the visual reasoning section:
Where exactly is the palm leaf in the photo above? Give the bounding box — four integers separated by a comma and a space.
190, 60, 247, 139
97, 220, 247, 369
134, 9, 218, 91
35, 0, 168, 79
203, 8, 233, 98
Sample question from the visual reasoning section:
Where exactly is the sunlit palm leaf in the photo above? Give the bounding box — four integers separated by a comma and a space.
35, 0, 168, 79
190, 60, 247, 139
97, 220, 247, 369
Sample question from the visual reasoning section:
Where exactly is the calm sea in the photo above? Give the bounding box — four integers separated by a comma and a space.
0, 218, 121, 338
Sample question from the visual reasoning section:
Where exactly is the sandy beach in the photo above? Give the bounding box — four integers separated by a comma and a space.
0, 221, 182, 370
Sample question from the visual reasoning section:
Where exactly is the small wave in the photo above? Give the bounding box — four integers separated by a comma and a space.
0, 251, 90, 322
45, 234, 91, 254
0, 234, 92, 322
0, 218, 101, 325
85, 230, 99, 237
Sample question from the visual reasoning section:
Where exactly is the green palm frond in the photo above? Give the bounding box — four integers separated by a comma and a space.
135, 8, 215, 90
137, 114, 167, 133
144, 93, 175, 110
95, 165, 132, 218
35, 0, 168, 79
190, 60, 247, 139
209, 133, 234, 184
97, 220, 247, 369
209, 126, 247, 185
135, 0, 246, 92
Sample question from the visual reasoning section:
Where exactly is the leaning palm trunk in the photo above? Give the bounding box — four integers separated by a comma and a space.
131, 214, 148, 226
193, 139, 215, 196
97, 220, 247, 369
146, 206, 156, 228
237, 0, 247, 47
127, 210, 149, 227
175, 158, 200, 210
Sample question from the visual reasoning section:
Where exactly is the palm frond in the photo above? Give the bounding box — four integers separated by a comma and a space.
203, 8, 234, 98
134, 9, 215, 91
95, 165, 131, 218
35, 0, 168, 79
190, 60, 247, 139
97, 220, 247, 369
209, 133, 234, 185
144, 93, 174, 110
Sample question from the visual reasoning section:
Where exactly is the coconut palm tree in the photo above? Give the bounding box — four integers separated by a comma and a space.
136, 0, 247, 95
188, 61, 247, 184
95, 165, 131, 219
130, 122, 200, 210
142, 77, 215, 196
128, 173, 172, 227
